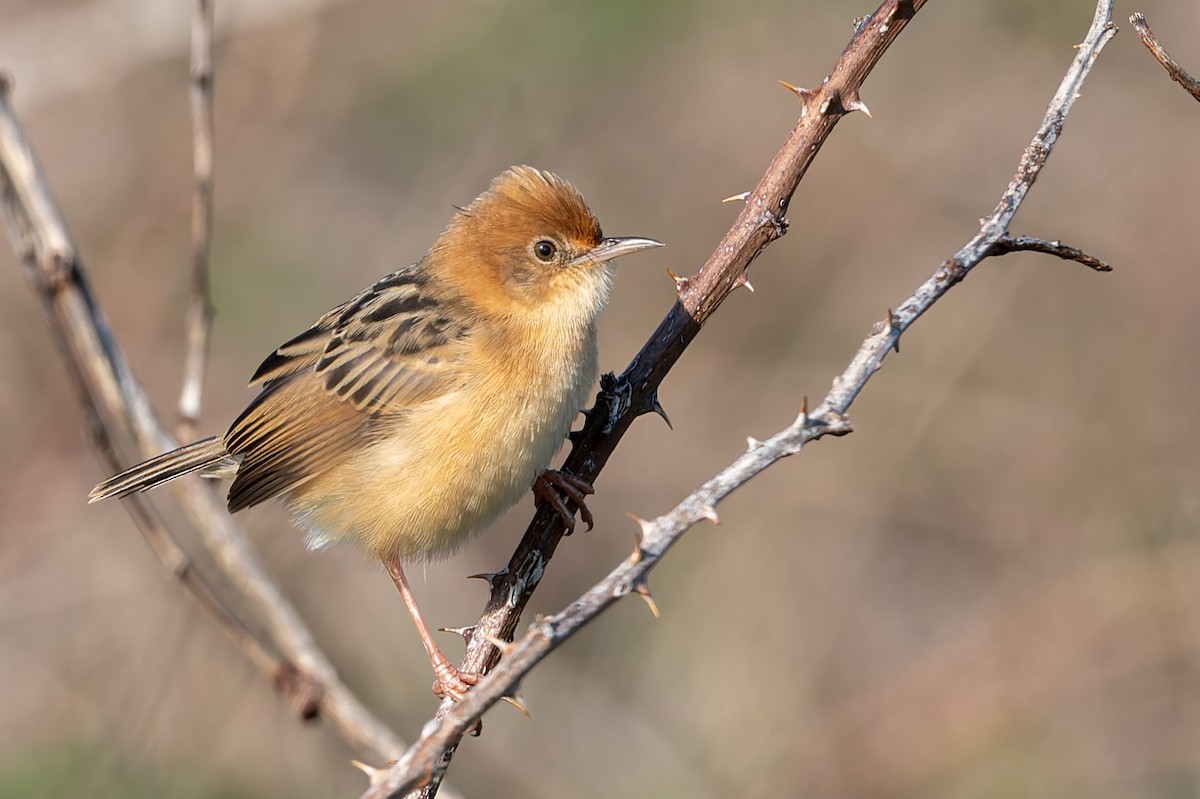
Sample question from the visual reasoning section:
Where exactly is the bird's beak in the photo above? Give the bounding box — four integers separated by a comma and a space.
570, 236, 663, 267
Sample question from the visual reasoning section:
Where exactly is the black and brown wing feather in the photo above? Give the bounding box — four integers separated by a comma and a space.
224, 264, 471, 512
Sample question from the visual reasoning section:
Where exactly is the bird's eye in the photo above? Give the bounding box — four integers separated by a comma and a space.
533, 239, 558, 262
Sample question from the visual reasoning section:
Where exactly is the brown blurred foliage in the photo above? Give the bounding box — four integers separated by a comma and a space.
2, 1, 1199, 797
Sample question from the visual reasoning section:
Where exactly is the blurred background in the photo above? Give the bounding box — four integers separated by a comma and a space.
2, 0, 1199, 797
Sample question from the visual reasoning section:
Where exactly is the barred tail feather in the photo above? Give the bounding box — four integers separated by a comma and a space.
89, 436, 232, 503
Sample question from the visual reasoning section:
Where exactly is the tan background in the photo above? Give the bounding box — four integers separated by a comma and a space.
2, 1, 1199, 796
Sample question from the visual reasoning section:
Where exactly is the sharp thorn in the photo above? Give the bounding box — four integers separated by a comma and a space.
468, 570, 505, 586
624, 513, 652, 563
741, 277, 754, 293
502, 691, 531, 717
633, 579, 661, 619
350, 760, 385, 785
778, 80, 814, 101
844, 93, 872, 118
666, 268, 689, 293
628, 513, 651, 563
747, 436, 763, 451
721, 191, 751, 203
481, 632, 515, 656
650, 393, 673, 429
439, 625, 476, 643
700, 504, 720, 525
627, 512, 654, 538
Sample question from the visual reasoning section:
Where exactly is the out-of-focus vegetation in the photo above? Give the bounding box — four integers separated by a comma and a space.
3, 1, 1199, 797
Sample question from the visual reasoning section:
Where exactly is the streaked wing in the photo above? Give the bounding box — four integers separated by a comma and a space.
224, 264, 472, 511
315, 269, 468, 413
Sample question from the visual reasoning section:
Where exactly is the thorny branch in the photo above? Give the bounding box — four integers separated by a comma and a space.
0, 77, 418, 772
367, 0, 1117, 796
395, 0, 925, 793
1130, 12, 1200, 103
177, 0, 216, 439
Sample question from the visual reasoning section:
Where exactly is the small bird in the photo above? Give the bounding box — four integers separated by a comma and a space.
90, 166, 662, 699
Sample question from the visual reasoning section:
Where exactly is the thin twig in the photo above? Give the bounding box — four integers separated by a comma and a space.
178, 0, 216, 440
1130, 13, 1200, 102
992, 235, 1112, 272
0, 74, 414, 770
0, 72, 276, 681
366, 0, 1116, 795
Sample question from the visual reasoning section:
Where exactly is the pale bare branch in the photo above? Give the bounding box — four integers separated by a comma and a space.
0, 74, 412, 771
177, 0, 216, 439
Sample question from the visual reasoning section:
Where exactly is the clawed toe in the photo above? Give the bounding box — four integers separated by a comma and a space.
431, 664, 481, 702
533, 469, 594, 533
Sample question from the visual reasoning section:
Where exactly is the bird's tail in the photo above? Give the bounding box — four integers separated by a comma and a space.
89, 435, 233, 503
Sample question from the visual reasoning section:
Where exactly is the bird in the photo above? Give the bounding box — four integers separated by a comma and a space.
89, 165, 662, 700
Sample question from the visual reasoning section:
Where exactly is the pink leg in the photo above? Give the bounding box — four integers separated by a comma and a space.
383, 555, 479, 700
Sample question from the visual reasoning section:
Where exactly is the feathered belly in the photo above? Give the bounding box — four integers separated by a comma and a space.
285, 356, 592, 561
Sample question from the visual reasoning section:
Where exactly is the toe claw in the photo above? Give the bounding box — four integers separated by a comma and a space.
431, 661, 482, 701
533, 469, 595, 532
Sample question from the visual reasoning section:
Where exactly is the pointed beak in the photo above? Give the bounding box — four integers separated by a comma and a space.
570, 236, 663, 267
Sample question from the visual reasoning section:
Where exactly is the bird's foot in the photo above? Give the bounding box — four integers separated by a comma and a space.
533, 469, 594, 533
430, 655, 481, 702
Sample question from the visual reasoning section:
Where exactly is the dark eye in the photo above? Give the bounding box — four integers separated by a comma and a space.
533, 239, 558, 262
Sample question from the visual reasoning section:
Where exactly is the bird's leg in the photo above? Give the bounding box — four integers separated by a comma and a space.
533, 469, 595, 533
382, 555, 480, 701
